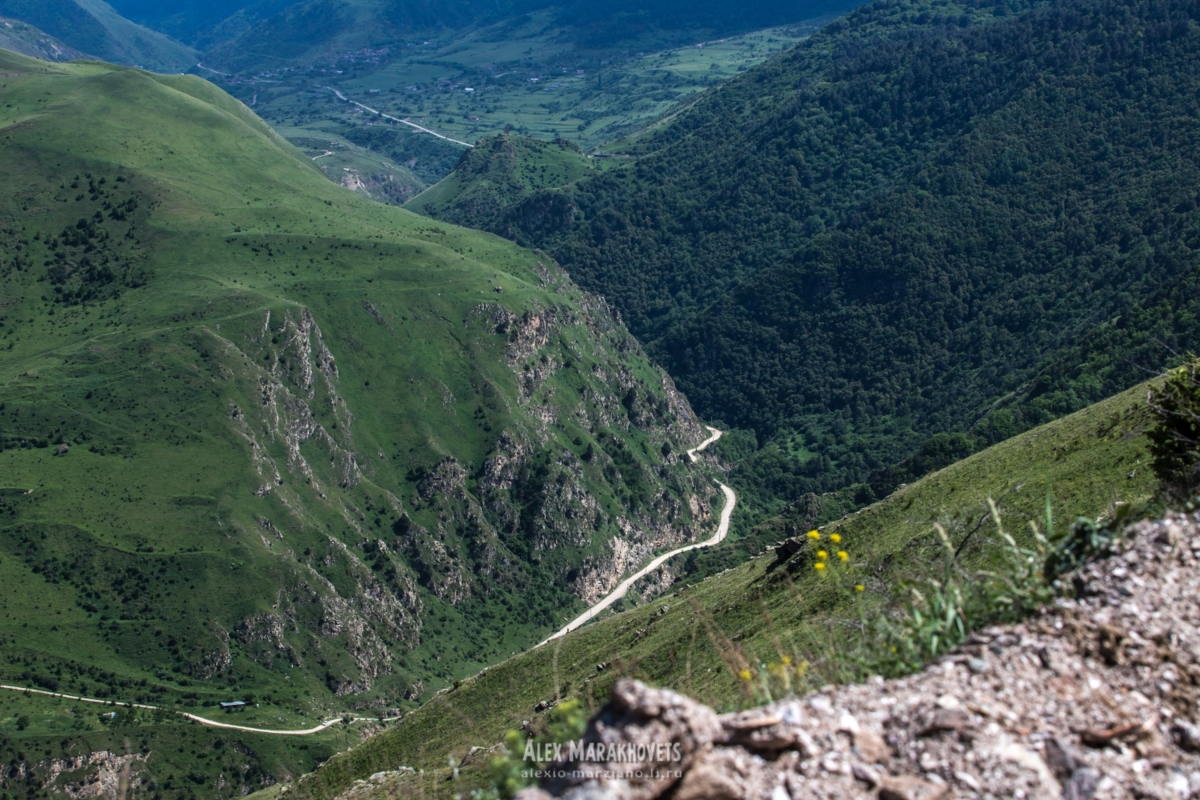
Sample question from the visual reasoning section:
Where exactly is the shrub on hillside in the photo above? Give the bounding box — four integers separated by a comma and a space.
1148, 358, 1200, 507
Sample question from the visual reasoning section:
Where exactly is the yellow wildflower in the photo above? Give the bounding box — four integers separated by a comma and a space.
782, 656, 792, 666
807, 530, 820, 540
830, 533, 842, 543
816, 550, 828, 560
738, 669, 752, 681
837, 551, 849, 562
814, 562, 826, 571
855, 584, 865, 592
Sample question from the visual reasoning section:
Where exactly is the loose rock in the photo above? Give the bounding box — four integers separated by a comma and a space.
529, 513, 1200, 799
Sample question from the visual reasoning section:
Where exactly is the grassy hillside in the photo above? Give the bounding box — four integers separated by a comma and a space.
405, 134, 596, 233
0, 0, 197, 71
0, 17, 89, 61
267, 376, 1160, 799
0, 47, 719, 796
278, 124, 428, 206
440, 0, 1200, 509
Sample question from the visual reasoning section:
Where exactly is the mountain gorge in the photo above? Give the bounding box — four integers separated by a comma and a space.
0, 48, 722, 792
415, 0, 1200, 508
3, 0, 1200, 794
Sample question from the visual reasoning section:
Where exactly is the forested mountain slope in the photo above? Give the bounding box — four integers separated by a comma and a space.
0, 48, 714, 792
0, 0, 196, 71
461, 0, 1200, 503
107, 0, 295, 50
406, 135, 596, 232
205, 0, 861, 73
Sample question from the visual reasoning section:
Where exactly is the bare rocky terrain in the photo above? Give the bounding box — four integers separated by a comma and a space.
520, 512, 1200, 800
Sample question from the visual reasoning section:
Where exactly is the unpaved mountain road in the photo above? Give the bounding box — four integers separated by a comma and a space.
0, 683, 372, 736
1, 427, 733, 729
540, 427, 735, 645
687, 425, 723, 463
325, 88, 475, 148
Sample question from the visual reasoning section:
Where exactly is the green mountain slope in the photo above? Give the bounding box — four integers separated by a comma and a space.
0, 0, 196, 71
108, 0, 295, 51
406, 134, 596, 233
440, 0, 1200, 506
205, 0, 860, 74
267, 375, 1160, 800
0, 17, 89, 61
0, 47, 717, 794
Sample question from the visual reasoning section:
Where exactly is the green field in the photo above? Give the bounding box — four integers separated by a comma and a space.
272, 377, 1160, 799
0, 47, 720, 796
201, 19, 821, 198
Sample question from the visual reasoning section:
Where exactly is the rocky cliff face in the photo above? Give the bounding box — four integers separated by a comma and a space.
522, 512, 1200, 800
199, 266, 717, 698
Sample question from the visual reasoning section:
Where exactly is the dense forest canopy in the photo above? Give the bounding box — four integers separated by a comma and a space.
193, 0, 863, 71
117, 0, 859, 39
462, 0, 1200, 501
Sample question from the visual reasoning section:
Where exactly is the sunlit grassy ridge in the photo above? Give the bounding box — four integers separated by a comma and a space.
0, 47, 715, 794
273, 378, 1158, 799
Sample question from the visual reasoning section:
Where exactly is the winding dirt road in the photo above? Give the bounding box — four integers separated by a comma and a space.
325, 88, 475, 148
687, 425, 723, 463
0, 683, 366, 736
2, 427, 733, 730
540, 427, 735, 645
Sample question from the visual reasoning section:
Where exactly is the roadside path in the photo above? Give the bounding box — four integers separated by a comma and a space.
0, 683, 369, 736
540, 427, 734, 644
325, 88, 475, 148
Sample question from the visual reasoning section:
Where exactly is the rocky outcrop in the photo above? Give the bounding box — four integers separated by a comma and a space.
524, 512, 1200, 800
464, 292, 718, 603
40, 749, 147, 799
319, 595, 393, 693
203, 274, 717, 699
322, 536, 422, 652
528, 449, 606, 550
572, 496, 711, 605
338, 168, 423, 206
234, 612, 297, 667
186, 624, 232, 679
214, 308, 359, 498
